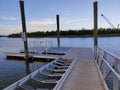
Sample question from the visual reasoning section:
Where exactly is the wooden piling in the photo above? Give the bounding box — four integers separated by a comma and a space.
93, 1, 98, 58
19, 0, 29, 59
56, 15, 60, 47
25, 62, 31, 75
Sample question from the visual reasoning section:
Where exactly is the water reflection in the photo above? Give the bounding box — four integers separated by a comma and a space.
1, 59, 47, 89
24, 61, 47, 75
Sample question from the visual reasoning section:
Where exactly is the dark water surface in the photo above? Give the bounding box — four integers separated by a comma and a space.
0, 37, 120, 89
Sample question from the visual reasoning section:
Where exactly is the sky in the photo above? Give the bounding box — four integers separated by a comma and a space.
0, 0, 120, 35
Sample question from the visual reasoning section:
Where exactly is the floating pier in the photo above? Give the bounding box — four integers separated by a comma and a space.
5, 47, 71, 61
4, 47, 120, 90
4, 47, 113, 90
6, 53, 58, 61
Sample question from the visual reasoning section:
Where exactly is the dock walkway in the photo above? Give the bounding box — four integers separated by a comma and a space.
60, 48, 105, 90
4, 48, 106, 90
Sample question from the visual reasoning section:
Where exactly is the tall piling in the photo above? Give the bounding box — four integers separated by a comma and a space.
56, 15, 60, 47
19, 0, 29, 59
93, 1, 98, 58
25, 62, 30, 75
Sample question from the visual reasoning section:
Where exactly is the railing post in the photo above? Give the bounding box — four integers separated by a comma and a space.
51, 40, 53, 47
103, 51, 107, 79
96, 47, 100, 60
103, 51, 107, 60
113, 59, 119, 90
96, 48, 100, 67
93, 1, 98, 59
96, 48, 101, 68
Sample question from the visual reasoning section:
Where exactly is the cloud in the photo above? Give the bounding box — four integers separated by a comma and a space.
0, 17, 18, 21
0, 17, 92, 35
61, 18, 89, 24
29, 19, 55, 26
0, 24, 21, 35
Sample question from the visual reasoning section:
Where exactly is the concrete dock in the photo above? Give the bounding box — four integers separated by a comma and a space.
60, 48, 105, 90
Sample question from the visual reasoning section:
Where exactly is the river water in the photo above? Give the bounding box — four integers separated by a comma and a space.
0, 37, 120, 89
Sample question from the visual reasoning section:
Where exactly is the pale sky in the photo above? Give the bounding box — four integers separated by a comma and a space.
0, 0, 120, 35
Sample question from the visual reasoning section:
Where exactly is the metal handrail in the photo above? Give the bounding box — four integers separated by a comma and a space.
98, 47, 120, 61
4, 57, 61, 90
96, 47, 120, 90
53, 58, 78, 90
99, 55, 120, 80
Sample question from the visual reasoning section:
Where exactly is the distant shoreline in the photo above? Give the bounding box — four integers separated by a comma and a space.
6, 34, 120, 38
6, 28, 120, 38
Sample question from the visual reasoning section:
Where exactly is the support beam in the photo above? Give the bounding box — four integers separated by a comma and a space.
93, 1, 98, 58
19, 0, 29, 59
56, 15, 60, 47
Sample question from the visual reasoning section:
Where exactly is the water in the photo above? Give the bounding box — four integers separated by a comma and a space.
0, 37, 120, 89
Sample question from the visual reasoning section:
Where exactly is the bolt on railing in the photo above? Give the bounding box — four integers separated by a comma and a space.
96, 47, 120, 90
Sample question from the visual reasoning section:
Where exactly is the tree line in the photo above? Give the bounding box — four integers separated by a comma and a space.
8, 28, 120, 38
0, 35, 6, 37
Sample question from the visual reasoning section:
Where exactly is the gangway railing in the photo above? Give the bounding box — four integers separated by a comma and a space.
96, 47, 120, 90
29, 40, 53, 48
28, 40, 53, 54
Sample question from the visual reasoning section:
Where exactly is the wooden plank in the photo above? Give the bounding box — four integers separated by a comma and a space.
32, 54, 58, 59
5, 53, 59, 60
5, 53, 25, 57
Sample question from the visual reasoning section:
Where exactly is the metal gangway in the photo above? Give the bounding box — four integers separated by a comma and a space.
95, 47, 120, 90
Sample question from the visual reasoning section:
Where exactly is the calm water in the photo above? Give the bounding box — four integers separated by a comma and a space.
0, 37, 120, 89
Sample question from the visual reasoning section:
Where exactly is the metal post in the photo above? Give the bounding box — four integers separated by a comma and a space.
113, 59, 119, 90
93, 1, 98, 58
19, 0, 29, 59
56, 15, 60, 47
103, 51, 107, 79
